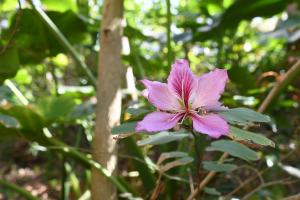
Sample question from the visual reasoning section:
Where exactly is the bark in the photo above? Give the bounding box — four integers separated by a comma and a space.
92, 0, 124, 200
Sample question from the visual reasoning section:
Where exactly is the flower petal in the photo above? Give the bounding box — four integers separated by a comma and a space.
167, 59, 196, 108
192, 69, 228, 110
191, 113, 229, 138
141, 79, 181, 111
136, 112, 183, 132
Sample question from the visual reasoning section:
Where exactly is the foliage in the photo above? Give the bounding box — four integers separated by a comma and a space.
0, 0, 300, 199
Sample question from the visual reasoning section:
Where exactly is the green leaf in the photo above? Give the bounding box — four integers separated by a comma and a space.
218, 108, 271, 125
206, 140, 259, 161
230, 126, 275, 147
41, 0, 77, 12
203, 187, 221, 196
157, 151, 189, 165
0, 123, 21, 141
137, 131, 189, 146
0, 47, 19, 84
0, 113, 19, 127
0, 105, 44, 132
6, 9, 90, 65
111, 122, 137, 135
160, 157, 194, 173
35, 95, 76, 123
203, 161, 237, 172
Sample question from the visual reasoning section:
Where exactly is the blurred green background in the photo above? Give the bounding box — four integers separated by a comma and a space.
0, 0, 300, 199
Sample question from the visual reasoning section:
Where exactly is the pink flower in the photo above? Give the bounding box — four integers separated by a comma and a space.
136, 59, 229, 138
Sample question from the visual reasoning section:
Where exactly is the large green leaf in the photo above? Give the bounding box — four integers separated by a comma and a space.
0, 105, 44, 132
218, 108, 271, 125
203, 161, 237, 172
0, 123, 21, 141
206, 140, 259, 161
0, 113, 19, 127
230, 126, 275, 147
35, 95, 76, 123
137, 131, 189, 146
0, 47, 19, 84
0, 105, 45, 141
41, 0, 77, 12
193, 0, 289, 41
6, 9, 90, 65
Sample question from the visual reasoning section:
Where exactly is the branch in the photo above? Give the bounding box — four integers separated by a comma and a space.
186, 59, 300, 200
258, 59, 300, 113
282, 193, 300, 200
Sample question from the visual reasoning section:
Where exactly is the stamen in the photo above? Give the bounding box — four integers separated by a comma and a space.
179, 112, 188, 124
196, 107, 207, 116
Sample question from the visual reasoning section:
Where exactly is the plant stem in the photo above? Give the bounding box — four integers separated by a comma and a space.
186, 59, 300, 200
150, 172, 163, 200
0, 179, 39, 200
191, 130, 201, 180
241, 178, 297, 200
61, 156, 69, 200
258, 59, 300, 113
28, 0, 97, 87
166, 0, 172, 68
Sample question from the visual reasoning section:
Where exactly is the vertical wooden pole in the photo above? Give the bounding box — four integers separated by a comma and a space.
92, 0, 124, 199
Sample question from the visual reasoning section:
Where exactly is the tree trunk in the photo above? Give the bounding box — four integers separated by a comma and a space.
92, 1, 124, 200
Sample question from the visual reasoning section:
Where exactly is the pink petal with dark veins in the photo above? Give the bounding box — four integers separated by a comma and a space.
167, 59, 196, 109
136, 112, 183, 132
191, 113, 229, 138
141, 79, 182, 111
192, 69, 228, 110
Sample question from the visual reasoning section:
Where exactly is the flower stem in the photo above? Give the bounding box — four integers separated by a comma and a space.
150, 172, 163, 200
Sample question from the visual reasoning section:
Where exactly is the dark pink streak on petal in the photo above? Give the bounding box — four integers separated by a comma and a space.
192, 69, 228, 110
167, 59, 196, 109
141, 79, 181, 111
135, 112, 183, 132
191, 113, 229, 138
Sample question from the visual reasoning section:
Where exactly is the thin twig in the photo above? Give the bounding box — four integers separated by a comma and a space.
186, 153, 228, 200
150, 173, 163, 200
224, 149, 296, 199
186, 59, 300, 200
241, 178, 298, 200
282, 193, 300, 200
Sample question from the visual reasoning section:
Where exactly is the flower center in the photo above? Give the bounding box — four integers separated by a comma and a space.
195, 106, 207, 116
